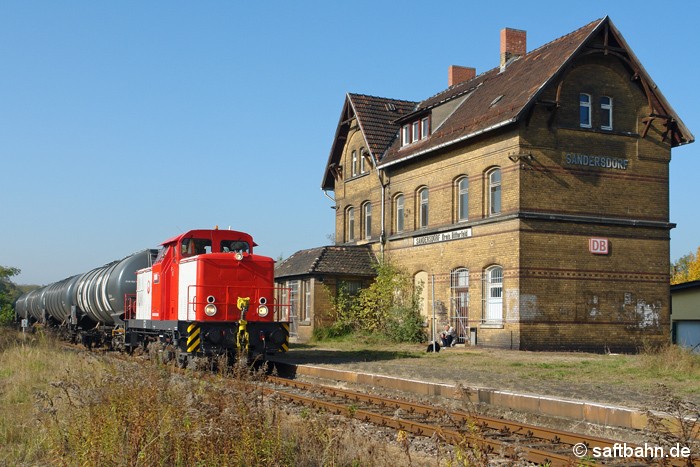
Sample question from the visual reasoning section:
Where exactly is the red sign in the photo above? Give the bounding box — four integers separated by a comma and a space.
589, 238, 609, 255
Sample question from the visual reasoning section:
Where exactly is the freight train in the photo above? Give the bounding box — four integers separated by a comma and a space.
14, 228, 290, 366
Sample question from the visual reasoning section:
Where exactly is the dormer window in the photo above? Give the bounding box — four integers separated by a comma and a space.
402, 125, 410, 146
401, 116, 431, 147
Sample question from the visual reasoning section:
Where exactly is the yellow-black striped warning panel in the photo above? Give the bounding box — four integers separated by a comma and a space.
281, 322, 289, 352
187, 322, 201, 353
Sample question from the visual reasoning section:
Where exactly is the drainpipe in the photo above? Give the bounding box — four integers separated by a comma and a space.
370, 154, 386, 260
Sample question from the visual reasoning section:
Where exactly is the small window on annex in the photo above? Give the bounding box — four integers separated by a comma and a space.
394, 194, 405, 233
600, 96, 613, 130
579, 93, 592, 128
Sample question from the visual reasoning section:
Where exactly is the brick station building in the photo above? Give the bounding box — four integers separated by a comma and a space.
319, 16, 694, 352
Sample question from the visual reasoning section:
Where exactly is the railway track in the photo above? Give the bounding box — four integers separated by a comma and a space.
61, 343, 694, 466
263, 372, 691, 467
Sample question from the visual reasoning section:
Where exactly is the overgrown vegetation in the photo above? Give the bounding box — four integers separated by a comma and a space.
0, 265, 22, 325
671, 245, 700, 284
0, 328, 449, 466
316, 261, 425, 344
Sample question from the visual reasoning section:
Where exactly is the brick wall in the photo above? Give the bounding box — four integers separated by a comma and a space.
332, 51, 673, 352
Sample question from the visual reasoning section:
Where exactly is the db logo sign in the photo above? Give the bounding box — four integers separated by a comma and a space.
589, 238, 609, 255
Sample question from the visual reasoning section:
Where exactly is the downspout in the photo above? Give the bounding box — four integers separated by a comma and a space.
371, 154, 386, 260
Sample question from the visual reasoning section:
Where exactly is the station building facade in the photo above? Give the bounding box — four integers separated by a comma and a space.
320, 17, 693, 352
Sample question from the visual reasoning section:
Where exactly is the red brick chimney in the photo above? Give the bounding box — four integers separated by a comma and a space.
448, 65, 476, 86
500, 28, 526, 67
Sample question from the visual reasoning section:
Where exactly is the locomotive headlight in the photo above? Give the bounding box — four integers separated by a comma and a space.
235, 252, 244, 261
257, 305, 269, 317
204, 303, 217, 316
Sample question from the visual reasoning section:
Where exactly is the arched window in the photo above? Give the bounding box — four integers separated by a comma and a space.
394, 194, 405, 233
451, 267, 469, 343
363, 202, 372, 239
488, 168, 501, 216
346, 206, 355, 242
483, 266, 503, 324
456, 176, 469, 222
418, 187, 429, 228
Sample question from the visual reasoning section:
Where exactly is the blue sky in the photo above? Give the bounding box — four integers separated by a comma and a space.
2, 1, 697, 285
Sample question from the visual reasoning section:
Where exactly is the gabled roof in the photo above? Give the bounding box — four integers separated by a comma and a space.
275, 245, 377, 279
379, 16, 693, 168
321, 93, 417, 190
321, 16, 693, 180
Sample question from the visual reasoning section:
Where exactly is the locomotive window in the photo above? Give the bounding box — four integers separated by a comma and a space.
221, 240, 250, 254
155, 246, 170, 264
181, 238, 212, 257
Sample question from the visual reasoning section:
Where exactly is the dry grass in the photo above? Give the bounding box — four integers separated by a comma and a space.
0, 328, 458, 467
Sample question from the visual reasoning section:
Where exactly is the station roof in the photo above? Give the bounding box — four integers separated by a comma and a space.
275, 245, 377, 280
321, 16, 694, 189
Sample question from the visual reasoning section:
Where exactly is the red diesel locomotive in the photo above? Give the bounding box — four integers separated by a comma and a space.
122, 228, 290, 366
16, 228, 289, 366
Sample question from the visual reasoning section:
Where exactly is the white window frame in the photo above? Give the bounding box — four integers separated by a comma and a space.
457, 176, 469, 222
402, 125, 410, 146
395, 194, 405, 233
289, 280, 300, 322
418, 187, 429, 229
303, 279, 311, 322
363, 202, 372, 239
412, 121, 420, 143
483, 266, 503, 324
488, 168, 501, 216
351, 150, 358, 176
360, 148, 366, 173
347, 207, 355, 242
421, 117, 430, 139
600, 96, 613, 130
580, 93, 592, 128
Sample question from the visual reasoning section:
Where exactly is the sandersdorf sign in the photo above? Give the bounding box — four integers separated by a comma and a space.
413, 228, 472, 246
565, 153, 629, 170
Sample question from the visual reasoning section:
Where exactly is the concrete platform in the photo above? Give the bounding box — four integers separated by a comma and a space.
294, 363, 653, 431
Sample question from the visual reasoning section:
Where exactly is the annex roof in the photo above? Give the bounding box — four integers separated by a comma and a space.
275, 245, 377, 279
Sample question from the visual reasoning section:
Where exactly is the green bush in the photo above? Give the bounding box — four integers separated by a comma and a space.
321, 261, 426, 344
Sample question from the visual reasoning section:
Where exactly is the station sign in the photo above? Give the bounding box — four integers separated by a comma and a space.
413, 228, 472, 246
589, 237, 609, 255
